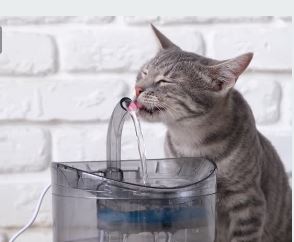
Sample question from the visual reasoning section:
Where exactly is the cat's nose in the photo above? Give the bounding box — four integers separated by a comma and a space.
135, 87, 144, 97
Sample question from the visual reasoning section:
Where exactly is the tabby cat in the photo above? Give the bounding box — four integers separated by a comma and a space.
134, 25, 292, 242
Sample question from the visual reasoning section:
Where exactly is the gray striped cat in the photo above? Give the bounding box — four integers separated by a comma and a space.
134, 25, 292, 242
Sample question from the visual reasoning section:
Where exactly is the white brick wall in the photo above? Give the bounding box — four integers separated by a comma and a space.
0, 127, 50, 173
0, 16, 292, 242
1, 32, 56, 75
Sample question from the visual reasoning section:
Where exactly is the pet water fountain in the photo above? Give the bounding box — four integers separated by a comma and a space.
51, 97, 217, 242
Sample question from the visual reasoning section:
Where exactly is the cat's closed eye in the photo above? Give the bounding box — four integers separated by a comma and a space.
156, 79, 172, 85
142, 70, 148, 78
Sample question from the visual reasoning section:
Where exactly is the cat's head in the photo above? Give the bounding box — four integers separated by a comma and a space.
134, 24, 253, 124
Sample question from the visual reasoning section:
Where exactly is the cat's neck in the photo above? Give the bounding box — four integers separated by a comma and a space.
167, 92, 232, 144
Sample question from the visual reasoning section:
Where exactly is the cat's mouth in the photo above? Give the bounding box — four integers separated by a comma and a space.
140, 105, 162, 115
131, 99, 165, 121
134, 101, 162, 116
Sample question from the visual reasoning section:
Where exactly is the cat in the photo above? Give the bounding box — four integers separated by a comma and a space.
133, 24, 292, 242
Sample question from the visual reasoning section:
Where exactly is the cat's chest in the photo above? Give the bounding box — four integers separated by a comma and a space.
172, 140, 234, 181
172, 138, 206, 157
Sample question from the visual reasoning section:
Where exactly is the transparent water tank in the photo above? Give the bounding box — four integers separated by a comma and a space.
51, 157, 216, 242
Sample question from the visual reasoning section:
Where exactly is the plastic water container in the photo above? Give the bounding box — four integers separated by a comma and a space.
51, 98, 217, 242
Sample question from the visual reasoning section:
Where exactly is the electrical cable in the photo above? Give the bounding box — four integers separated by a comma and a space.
8, 184, 51, 242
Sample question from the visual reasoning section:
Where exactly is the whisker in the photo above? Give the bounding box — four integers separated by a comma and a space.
159, 102, 178, 114
139, 97, 182, 120
143, 97, 159, 102
157, 103, 180, 120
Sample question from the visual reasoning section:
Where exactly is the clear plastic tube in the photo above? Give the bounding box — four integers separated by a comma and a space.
106, 97, 148, 183
106, 97, 132, 170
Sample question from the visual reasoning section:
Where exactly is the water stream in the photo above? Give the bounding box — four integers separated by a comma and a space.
128, 110, 148, 185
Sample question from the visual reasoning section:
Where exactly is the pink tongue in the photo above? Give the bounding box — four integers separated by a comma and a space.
127, 101, 143, 111
128, 102, 137, 111
135, 101, 143, 109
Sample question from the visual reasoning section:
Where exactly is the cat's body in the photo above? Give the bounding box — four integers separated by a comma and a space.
134, 25, 292, 242
165, 89, 291, 242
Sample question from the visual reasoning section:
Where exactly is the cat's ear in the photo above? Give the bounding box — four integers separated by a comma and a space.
150, 24, 180, 50
209, 52, 253, 91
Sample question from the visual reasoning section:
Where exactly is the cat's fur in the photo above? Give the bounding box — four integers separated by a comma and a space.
134, 25, 292, 242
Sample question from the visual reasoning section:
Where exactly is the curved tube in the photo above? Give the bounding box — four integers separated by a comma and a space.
106, 97, 132, 170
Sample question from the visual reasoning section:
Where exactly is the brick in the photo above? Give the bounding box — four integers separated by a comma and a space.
40, 78, 129, 121
0, 81, 42, 120
0, 16, 114, 25
0, 127, 50, 173
0, 16, 73, 25
160, 16, 200, 24
279, 16, 292, 22
59, 28, 204, 72
0, 175, 51, 227
124, 16, 159, 24
160, 16, 271, 24
213, 26, 292, 70
236, 76, 281, 125
72, 16, 114, 24
52, 125, 108, 161
0, 78, 129, 121
0, 32, 56, 75
210, 16, 272, 22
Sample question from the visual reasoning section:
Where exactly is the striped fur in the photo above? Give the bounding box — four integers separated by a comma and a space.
135, 25, 292, 242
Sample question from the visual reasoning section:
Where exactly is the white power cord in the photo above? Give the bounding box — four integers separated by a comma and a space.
9, 184, 51, 242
